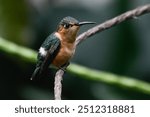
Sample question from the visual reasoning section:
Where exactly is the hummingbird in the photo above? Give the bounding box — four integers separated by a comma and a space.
31, 16, 95, 80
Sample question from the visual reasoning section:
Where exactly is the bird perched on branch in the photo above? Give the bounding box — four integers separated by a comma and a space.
31, 16, 95, 80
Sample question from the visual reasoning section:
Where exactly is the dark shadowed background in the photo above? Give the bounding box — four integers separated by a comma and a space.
0, 0, 150, 99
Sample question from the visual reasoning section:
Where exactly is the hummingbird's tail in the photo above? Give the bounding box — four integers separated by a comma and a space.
30, 66, 41, 80
30, 60, 48, 80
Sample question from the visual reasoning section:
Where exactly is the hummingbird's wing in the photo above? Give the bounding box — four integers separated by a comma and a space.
31, 33, 60, 80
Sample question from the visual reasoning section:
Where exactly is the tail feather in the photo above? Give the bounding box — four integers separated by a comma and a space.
30, 67, 41, 80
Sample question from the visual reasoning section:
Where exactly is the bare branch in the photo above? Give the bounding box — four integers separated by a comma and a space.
75, 4, 150, 46
54, 69, 64, 100
54, 4, 150, 100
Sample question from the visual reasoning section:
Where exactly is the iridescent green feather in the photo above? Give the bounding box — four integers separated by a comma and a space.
31, 33, 60, 80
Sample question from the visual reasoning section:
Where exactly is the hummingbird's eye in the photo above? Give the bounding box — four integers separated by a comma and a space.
63, 24, 70, 29
63, 23, 74, 29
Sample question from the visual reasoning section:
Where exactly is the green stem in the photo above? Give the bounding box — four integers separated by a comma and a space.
0, 37, 36, 63
68, 64, 150, 94
0, 37, 150, 94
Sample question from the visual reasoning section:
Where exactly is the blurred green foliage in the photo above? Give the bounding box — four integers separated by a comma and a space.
0, 0, 28, 44
0, 0, 150, 99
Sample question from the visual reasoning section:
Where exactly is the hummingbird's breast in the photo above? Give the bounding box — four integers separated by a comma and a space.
52, 32, 75, 68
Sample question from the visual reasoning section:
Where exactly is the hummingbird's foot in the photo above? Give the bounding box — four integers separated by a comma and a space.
60, 62, 70, 71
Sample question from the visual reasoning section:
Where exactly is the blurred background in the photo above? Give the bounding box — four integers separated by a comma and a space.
0, 0, 150, 99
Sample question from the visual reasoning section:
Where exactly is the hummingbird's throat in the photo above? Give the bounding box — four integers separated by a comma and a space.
57, 29, 78, 43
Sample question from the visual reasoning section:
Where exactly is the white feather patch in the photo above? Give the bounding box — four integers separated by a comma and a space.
39, 47, 47, 56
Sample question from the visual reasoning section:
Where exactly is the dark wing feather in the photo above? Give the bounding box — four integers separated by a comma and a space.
31, 33, 60, 80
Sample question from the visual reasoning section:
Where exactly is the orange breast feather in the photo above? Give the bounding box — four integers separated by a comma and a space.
52, 33, 75, 68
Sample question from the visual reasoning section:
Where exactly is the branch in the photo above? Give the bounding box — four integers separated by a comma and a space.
54, 69, 64, 100
75, 4, 150, 45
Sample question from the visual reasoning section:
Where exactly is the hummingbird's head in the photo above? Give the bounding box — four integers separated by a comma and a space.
57, 16, 95, 41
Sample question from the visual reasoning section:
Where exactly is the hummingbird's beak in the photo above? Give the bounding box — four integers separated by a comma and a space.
79, 21, 96, 26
